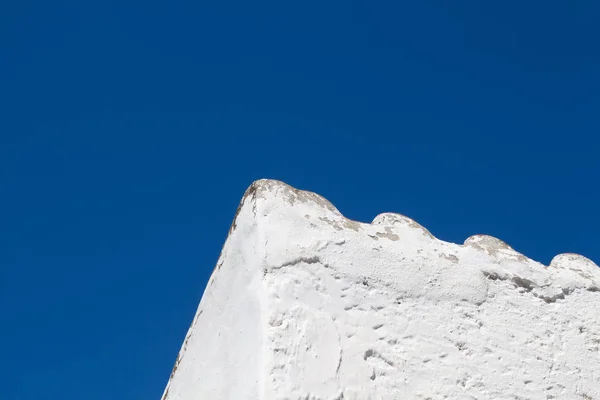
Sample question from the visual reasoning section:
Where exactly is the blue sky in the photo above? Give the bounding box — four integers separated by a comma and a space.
1, 1, 598, 399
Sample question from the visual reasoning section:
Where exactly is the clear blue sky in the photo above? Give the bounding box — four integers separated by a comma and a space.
1, 1, 598, 399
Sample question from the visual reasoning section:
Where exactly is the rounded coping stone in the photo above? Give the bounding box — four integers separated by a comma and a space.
371, 213, 434, 239
550, 253, 599, 271
464, 234, 514, 251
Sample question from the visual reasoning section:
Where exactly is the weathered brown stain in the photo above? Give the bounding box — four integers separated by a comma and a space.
228, 182, 258, 236
163, 315, 198, 399
440, 253, 459, 264
375, 227, 400, 241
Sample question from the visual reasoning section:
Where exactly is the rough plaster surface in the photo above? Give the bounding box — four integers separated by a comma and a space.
162, 180, 600, 400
